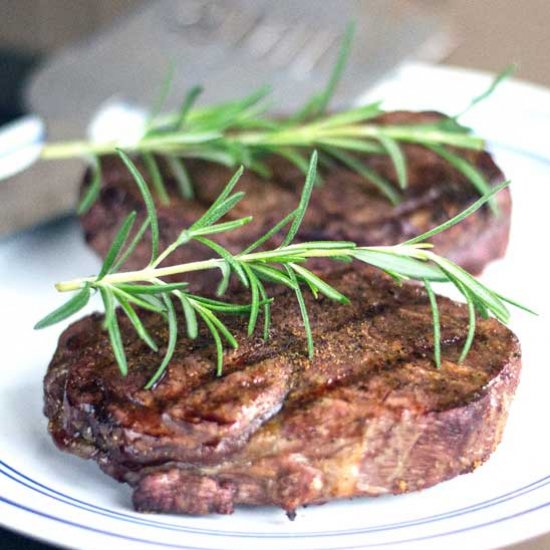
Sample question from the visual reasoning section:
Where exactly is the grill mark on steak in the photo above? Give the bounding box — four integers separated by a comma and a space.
44, 266, 521, 516
80, 112, 511, 294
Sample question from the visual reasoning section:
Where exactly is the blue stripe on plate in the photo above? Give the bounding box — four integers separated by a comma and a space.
1, 493, 549, 550
1, 459, 549, 539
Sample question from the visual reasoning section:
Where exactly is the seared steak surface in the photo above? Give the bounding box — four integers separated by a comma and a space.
44, 267, 521, 517
81, 112, 511, 292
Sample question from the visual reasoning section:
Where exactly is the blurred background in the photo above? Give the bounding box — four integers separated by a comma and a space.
0, 1, 549, 549
2, 0, 550, 79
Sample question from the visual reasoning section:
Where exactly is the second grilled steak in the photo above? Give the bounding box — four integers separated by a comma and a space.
44, 266, 521, 517
81, 111, 510, 293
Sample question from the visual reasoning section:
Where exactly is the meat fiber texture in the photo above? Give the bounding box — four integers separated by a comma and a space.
80, 112, 511, 294
44, 266, 521, 517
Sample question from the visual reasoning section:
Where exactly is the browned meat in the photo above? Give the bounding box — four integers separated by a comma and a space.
43, 266, 521, 517
80, 111, 511, 293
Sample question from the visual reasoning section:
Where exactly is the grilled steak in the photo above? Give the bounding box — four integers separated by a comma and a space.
80, 111, 511, 293
44, 266, 521, 517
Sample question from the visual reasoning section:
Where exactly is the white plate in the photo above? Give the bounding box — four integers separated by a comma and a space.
0, 63, 549, 550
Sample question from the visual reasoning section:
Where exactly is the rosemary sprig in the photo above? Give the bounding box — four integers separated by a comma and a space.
36, 151, 527, 388
40, 25, 509, 213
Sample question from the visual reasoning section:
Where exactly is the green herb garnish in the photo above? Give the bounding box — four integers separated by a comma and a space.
40, 24, 511, 213
36, 151, 527, 388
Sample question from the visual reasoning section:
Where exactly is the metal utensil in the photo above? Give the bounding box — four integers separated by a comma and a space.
0, 0, 450, 235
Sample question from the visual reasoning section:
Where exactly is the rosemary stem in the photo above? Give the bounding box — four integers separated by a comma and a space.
41, 141, 122, 159
236, 125, 485, 150
40, 122, 485, 161
55, 258, 225, 291
151, 238, 186, 268
55, 246, 360, 292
